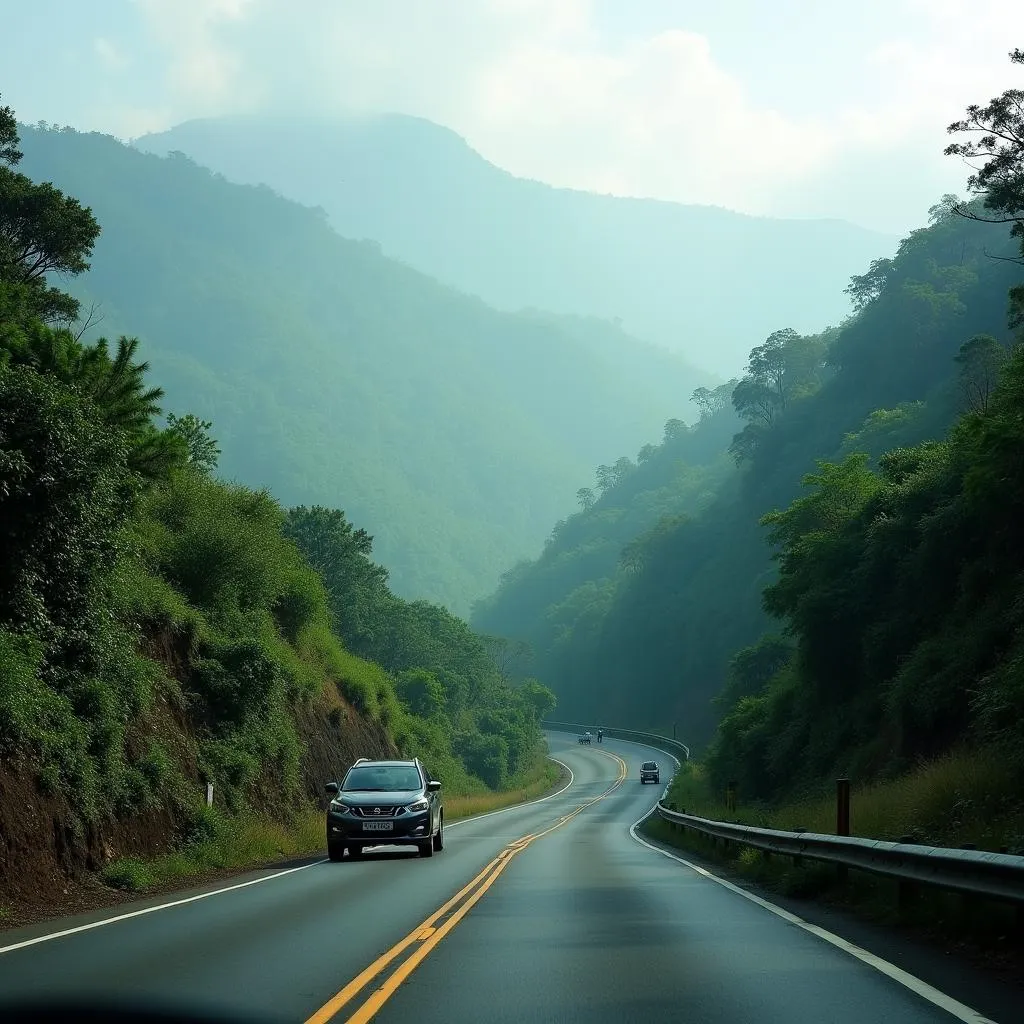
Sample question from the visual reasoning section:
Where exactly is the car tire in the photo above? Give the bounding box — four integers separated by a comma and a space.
418, 837, 434, 858
432, 814, 444, 852
328, 843, 344, 862
348, 844, 364, 859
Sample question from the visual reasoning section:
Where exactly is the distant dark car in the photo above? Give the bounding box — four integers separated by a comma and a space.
325, 757, 443, 861
640, 760, 660, 784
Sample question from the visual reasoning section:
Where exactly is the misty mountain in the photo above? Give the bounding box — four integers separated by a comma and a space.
137, 114, 896, 377
474, 200, 1022, 750
16, 125, 711, 613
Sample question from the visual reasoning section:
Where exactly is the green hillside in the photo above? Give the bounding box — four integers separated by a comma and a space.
475, 192, 1023, 751
17, 125, 711, 612
137, 114, 895, 377
0, 99, 556, 897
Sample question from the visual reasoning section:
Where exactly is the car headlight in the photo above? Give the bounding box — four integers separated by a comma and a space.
330, 800, 352, 814
406, 799, 429, 813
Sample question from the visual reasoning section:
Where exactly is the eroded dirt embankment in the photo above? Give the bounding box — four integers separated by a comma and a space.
0, 650, 396, 929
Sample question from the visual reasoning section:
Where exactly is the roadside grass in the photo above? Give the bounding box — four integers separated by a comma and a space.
662, 751, 1024, 852
445, 759, 563, 821
99, 807, 326, 892
99, 758, 566, 893
645, 750, 1024, 951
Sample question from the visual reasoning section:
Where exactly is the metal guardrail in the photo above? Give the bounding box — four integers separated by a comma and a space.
656, 806, 1024, 904
546, 719, 1024, 902
544, 720, 690, 762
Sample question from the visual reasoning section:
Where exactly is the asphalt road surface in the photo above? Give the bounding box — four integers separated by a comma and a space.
0, 733, 1012, 1023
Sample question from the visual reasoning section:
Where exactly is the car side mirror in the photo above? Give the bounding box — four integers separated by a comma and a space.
427, 780, 442, 792
325, 782, 339, 796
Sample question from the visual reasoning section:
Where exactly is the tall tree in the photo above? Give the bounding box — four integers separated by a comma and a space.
945, 47, 1024, 245
0, 115, 100, 323
0, 99, 21, 166
166, 413, 220, 473
954, 334, 1008, 414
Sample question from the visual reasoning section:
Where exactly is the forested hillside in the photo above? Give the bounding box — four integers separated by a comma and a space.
137, 114, 894, 376
475, 53, 1024, 772
15, 125, 711, 614
0, 101, 554, 897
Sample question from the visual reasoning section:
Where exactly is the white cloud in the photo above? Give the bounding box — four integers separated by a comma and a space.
95, 37, 130, 72
133, 0, 257, 112
117, 0, 1024, 229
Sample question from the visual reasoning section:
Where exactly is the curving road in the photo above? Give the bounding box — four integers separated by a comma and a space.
0, 733, 1011, 1023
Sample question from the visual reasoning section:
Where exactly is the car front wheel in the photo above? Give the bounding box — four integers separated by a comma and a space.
328, 843, 344, 862
432, 814, 444, 852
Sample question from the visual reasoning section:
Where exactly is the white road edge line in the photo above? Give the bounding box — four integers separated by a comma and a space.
0, 755, 576, 957
0, 858, 327, 957
627, 805, 998, 1024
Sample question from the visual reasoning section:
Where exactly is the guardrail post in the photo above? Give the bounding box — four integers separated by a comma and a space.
897, 835, 916, 913
793, 828, 806, 867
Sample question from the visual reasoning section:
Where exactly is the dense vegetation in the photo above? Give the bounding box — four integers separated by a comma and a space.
476, 51, 1024, 795
139, 112, 892, 376
0, 97, 555, 862
16, 125, 711, 613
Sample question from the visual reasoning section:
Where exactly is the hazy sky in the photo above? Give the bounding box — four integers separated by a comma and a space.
3, 0, 1022, 232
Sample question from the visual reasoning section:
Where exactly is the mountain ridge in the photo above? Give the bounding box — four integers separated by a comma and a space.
137, 112, 897, 377
16, 124, 710, 613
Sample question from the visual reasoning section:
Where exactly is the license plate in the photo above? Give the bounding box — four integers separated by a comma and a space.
363, 821, 393, 832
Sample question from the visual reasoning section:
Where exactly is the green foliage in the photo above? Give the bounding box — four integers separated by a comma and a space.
729, 327, 829, 462
518, 679, 557, 721
0, 102, 548, 859
954, 334, 1007, 413
472, 399, 739, 733
711, 339, 1024, 797
477, 70, 1024, 759
944, 48, 1024, 252
0, 114, 98, 324
283, 506, 388, 652
285, 504, 551, 790
99, 857, 153, 891
165, 413, 220, 473
0, 99, 21, 166
396, 669, 446, 718
17, 124, 713, 613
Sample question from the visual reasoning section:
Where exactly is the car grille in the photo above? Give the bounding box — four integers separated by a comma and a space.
351, 805, 404, 817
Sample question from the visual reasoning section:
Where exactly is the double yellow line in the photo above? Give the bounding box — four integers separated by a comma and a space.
307, 751, 628, 1024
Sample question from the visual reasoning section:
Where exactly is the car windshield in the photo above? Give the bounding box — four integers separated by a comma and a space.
642, 762, 657, 770
343, 765, 422, 792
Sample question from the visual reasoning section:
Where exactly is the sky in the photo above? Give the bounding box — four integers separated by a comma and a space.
2, 0, 1023, 233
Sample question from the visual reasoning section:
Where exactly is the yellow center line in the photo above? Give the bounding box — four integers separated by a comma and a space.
305, 750, 628, 1024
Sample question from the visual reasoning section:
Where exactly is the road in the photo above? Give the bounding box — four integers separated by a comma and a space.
0, 733, 1009, 1023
